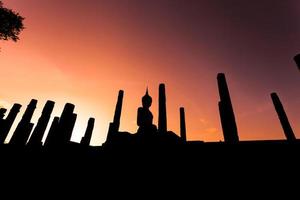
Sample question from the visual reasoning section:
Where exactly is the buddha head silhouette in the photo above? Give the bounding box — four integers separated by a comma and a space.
142, 88, 152, 108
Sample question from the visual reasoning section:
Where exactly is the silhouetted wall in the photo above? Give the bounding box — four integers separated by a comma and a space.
217, 73, 239, 143
10, 99, 37, 145
271, 93, 296, 141
158, 83, 167, 133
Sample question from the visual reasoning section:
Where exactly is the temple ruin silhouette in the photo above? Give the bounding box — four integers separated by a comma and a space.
0, 55, 299, 157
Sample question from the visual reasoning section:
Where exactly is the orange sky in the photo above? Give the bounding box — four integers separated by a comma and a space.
0, 0, 299, 145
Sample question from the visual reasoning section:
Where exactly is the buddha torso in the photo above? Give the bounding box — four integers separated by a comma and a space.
137, 107, 153, 128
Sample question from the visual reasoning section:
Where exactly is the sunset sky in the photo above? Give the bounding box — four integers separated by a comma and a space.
0, 0, 299, 145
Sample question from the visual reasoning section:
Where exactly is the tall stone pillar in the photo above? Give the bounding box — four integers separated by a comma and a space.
10, 99, 37, 145
113, 90, 124, 132
0, 104, 21, 143
44, 116, 59, 146
80, 118, 95, 146
106, 90, 124, 142
158, 83, 167, 133
67, 113, 77, 141
59, 103, 76, 143
271, 93, 296, 141
44, 103, 77, 147
180, 107, 187, 142
294, 54, 300, 70
27, 100, 55, 146
217, 73, 239, 143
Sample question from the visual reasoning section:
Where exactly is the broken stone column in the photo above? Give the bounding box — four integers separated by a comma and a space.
271, 92, 296, 141
158, 84, 167, 133
180, 107, 187, 142
0, 104, 21, 143
27, 100, 55, 146
10, 99, 37, 145
80, 117, 95, 146
217, 73, 239, 143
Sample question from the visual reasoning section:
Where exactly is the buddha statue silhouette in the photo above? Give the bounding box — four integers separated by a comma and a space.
137, 88, 157, 136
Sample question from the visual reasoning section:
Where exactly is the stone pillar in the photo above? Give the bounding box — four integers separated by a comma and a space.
113, 90, 124, 132
180, 107, 187, 142
294, 54, 300, 70
10, 99, 37, 145
0, 108, 7, 136
44, 116, 59, 146
59, 103, 76, 143
217, 73, 239, 143
80, 118, 95, 146
27, 100, 55, 146
0, 104, 21, 143
106, 90, 124, 142
0, 108, 6, 119
158, 83, 167, 133
44, 103, 76, 147
271, 93, 296, 141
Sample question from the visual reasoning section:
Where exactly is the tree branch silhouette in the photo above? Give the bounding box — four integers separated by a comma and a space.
0, 1, 24, 43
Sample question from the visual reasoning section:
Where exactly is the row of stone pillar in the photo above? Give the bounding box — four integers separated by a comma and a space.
0, 100, 95, 147
1, 55, 299, 146
216, 55, 300, 142
108, 55, 299, 144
